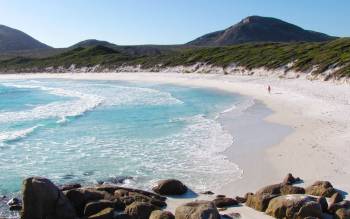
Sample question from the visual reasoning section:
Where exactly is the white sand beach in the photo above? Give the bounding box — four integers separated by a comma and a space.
1, 72, 349, 218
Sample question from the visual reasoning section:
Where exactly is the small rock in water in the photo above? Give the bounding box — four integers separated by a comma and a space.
7, 197, 20, 206
216, 195, 226, 198
200, 191, 214, 195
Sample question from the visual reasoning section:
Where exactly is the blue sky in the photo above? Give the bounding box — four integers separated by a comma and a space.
0, 0, 349, 48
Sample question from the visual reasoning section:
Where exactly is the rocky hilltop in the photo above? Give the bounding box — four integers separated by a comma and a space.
187, 16, 336, 46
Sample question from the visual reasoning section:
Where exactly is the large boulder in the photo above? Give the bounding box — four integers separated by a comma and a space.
265, 194, 323, 219
64, 188, 113, 216
175, 200, 220, 219
149, 210, 175, 219
152, 179, 188, 196
245, 193, 278, 212
305, 181, 336, 197
124, 201, 158, 219
21, 177, 77, 219
334, 208, 350, 219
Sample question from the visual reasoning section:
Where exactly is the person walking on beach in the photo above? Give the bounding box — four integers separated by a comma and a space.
268, 85, 271, 94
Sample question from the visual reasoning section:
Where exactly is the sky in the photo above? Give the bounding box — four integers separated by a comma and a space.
0, 0, 349, 48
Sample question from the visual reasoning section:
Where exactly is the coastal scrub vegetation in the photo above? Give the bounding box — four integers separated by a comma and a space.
0, 38, 349, 78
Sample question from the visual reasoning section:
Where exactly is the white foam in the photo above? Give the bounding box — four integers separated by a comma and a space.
0, 82, 104, 124
0, 125, 41, 143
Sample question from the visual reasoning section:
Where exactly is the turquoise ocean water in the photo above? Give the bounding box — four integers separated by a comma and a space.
0, 79, 247, 216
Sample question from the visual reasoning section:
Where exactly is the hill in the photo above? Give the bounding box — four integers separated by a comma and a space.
188, 16, 336, 46
0, 25, 51, 52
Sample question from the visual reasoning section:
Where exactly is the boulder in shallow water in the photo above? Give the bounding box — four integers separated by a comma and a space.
305, 181, 336, 197
125, 201, 158, 219
21, 177, 76, 219
152, 179, 188, 196
265, 194, 322, 218
149, 210, 175, 219
175, 200, 220, 219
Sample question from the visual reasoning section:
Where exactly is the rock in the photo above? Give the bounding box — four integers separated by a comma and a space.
88, 207, 114, 219
96, 185, 166, 201
149, 210, 175, 219
84, 200, 116, 217
152, 179, 187, 196
221, 212, 241, 219
117, 191, 166, 208
60, 183, 82, 191
201, 191, 214, 195
213, 197, 238, 208
217, 208, 227, 211
328, 200, 350, 214
21, 177, 77, 219
7, 198, 20, 206
235, 196, 246, 204
330, 192, 344, 205
283, 173, 301, 185
280, 185, 305, 195
175, 200, 220, 219
334, 208, 350, 219
9, 205, 22, 211
65, 188, 113, 216
125, 201, 158, 219
255, 183, 283, 195
265, 194, 322, 219
245, 193, 278, 212
216, 195, 226, 198
305, 181, 336, 197
316, 196, 328, 213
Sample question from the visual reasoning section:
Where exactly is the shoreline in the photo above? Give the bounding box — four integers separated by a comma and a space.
1, 72, 349, 218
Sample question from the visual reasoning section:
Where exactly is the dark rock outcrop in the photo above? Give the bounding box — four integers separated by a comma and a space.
175, 200, 220, 219
152, 179, 187, 196
280, 185, 305, 195
21, 177, 76, 219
